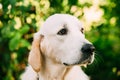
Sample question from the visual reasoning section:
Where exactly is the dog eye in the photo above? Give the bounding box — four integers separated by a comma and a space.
57, 28, 67, 35
81, 28, 84, 33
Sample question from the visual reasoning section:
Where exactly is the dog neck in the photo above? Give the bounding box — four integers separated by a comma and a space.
39, 57, 68, 80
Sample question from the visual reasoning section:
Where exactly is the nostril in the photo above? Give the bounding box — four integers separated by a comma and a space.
81, 44, 95, 54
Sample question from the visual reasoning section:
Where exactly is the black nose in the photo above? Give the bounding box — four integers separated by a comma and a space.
81, 44, 95, 55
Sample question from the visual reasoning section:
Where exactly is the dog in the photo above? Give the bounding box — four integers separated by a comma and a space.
21, 14, 95, 80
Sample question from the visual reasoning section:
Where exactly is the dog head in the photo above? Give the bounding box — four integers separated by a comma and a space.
28, 14, 95, 72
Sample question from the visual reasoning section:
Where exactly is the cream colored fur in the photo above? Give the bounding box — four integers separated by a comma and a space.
21, 14, 94, 80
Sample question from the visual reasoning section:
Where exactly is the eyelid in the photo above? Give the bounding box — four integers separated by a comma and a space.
57, 28, 68, 35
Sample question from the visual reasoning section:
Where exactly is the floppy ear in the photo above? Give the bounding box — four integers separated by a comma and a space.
28, 33, 44, 72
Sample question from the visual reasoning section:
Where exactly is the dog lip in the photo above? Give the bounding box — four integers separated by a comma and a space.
63, 62, 79, 66
63, 63, 69, 66
63, 60, 88, 66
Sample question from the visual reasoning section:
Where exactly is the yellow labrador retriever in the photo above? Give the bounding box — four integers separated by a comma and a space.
21, 14, 95, 80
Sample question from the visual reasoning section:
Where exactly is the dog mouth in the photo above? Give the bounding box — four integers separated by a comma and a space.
63, 54, 94, 67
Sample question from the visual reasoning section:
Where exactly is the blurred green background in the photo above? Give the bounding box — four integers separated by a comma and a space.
0, 0, 120, 80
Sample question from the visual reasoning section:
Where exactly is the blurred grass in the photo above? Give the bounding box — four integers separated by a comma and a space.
0, 0, 120, 80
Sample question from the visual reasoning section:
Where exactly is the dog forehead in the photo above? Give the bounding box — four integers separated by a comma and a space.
39, 14, 83, 35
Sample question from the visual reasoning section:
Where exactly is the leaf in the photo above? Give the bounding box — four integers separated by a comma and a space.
9, 32, 21, 51
19, 24, 30, 35
19, 39, 30, 48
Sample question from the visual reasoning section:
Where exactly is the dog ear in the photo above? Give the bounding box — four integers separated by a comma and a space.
28, 33, 44, 72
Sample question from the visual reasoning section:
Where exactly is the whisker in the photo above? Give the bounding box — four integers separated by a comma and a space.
83, 52, 104, 73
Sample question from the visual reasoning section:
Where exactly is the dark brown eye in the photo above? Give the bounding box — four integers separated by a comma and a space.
81, 28, 84, 33
57, 28, 67, 35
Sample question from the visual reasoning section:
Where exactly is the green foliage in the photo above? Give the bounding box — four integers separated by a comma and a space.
0, 0, 120, 80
